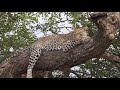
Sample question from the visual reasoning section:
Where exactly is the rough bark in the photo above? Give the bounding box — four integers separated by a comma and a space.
0, 12, 120, 78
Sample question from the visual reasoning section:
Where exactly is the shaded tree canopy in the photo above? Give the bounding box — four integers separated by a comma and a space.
0, 12, 120, 78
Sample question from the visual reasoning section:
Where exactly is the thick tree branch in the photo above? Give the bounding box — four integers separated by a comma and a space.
102, 51, 120, 63
101, 51, 120, 68
0, 12, 120, 78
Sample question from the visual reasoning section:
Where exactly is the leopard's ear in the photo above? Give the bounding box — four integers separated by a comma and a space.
80, 27, 89, 35
84, 26, 89, 31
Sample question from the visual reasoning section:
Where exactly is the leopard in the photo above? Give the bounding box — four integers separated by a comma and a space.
26, 27, 90, 78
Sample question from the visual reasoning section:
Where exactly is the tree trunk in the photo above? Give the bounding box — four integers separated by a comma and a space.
0, 12, 120, 78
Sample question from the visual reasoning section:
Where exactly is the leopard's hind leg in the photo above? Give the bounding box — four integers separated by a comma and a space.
26, 49, 41, 78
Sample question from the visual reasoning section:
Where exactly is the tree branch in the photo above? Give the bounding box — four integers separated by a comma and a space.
102, 51, 120, 63
70, 70, 82, 78
101, 51, 120, 69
